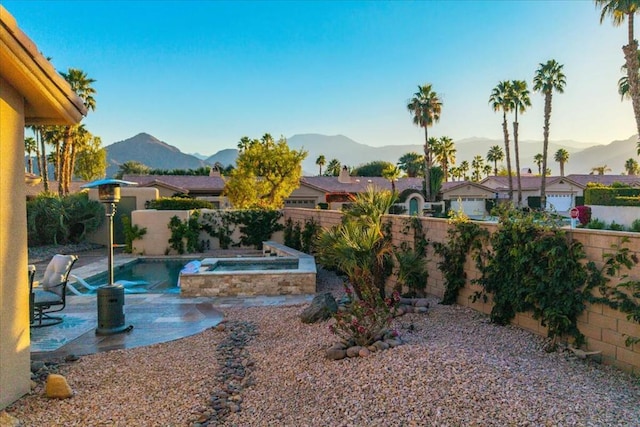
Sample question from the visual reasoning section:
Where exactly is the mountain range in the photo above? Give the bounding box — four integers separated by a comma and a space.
103, 132, 639, 177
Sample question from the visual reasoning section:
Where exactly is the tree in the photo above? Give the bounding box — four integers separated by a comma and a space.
509, 80, 532, 206
590, 165, 612, 175
618, 49, 640, 101
432, 136, 456, 181
382, 165, 402, 193
116, 160, 151, 178
325, 159, 341, 176
596, 0, 640, 145
407, 83, 442, 201
471, 155, 485, 182
74, 136, 107, 180
24, 136, 37, 173
489, 81, 514, 201
59, 68, 96, 195
397, 152, 424, 177
352, 160, 395, 177
534, 153, 544, 175
316, 155, 326, 176
224, 133, 307, 209
625, 157, 639, 174
533, 59, 566, 209
554, 148, 570, 176
459, 160, 470, 180
486, 145, 505, 176
483, 164, 493, 178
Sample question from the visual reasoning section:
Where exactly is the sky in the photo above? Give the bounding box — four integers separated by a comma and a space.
4, 0, 637, 156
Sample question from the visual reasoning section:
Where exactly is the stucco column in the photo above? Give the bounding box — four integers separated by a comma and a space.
0, 75, 31, 408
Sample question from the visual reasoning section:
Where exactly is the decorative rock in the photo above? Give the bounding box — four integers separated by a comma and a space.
44, 374, 73, 399
367, 345, 378, 352
414, 306, 428, 313
215, 323, 226, 332
394, 307, 405, 316
373, 341, 389, 351
326, 348, 347, 360
385, 339, 401, 348
346, 346, 363, 357
414, 298, 430, 308
403, 306, 414, 314
358, 348, 371, 357
30, 361, 45, 373
0, 410, 21, 427
300, 292, 338, 323
64, 354, 80, 362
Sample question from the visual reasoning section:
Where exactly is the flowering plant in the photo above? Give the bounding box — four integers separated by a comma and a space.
329, 283, 400, 347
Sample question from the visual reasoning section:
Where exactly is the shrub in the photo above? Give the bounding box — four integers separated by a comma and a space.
575, 205, 591, 226
630, 219, 640, 232
608, 221, 626, 231
586, 218, 606, 229
147, 197, 214, 210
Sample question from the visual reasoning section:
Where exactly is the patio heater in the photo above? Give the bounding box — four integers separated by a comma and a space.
82, 178, 136, 335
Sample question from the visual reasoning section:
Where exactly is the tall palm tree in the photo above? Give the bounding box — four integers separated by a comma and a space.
471, 155, 485, 182
486, 145, 505, 176
489, 81, 514, 201
407, 84, 442, 201
432, 136, 456, 181
24, 136, 37, 173
397, 152, 424, 177
554, 148, 570, 176
509, 80, 532, 206
590, 165, 612, 175
459, 160, 470, 181
533, 59, 566, 209
625, 157, 639, 174
534, 153, 544, 175
618, 49, 640, 101
315, 155, 326, 176
483, 164, 493, 178
596, 0, 640, 144
59, 68, 96, 195
449, 166, 461, 181
382, 165, 402, 193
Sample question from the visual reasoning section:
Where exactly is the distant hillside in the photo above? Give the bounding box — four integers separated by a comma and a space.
105, 133, 207, 177
568, 135, 639, 175
205, 149, 238, 167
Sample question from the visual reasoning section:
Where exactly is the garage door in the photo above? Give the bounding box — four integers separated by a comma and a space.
546, 194, 573, 212
449, 198, 486, 217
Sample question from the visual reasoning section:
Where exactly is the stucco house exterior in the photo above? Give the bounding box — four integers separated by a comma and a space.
0, 6, 86, 408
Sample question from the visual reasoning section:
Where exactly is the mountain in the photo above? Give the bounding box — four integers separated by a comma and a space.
205, 149, 238, 167
190, 152, 210, 160
568, 135, 639, 175
105, 133, 207, 176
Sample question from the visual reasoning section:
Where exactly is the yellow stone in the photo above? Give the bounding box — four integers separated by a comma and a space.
0, 410, 21, 427
45, 374, 73, 399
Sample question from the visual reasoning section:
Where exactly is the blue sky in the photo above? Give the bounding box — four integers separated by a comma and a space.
4, 0, 636, 155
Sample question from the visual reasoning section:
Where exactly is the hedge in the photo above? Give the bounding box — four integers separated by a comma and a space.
146, 197, 214, 210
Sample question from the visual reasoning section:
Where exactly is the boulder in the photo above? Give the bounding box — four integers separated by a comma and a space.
300, 293, 338, 324
0, 411, 21, 427
45, 374, 73, 399
346, 346, 363, 357
326, 348, 347, 360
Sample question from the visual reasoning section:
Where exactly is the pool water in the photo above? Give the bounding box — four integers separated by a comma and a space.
211, 260, 298, 272
78, 259, 196, 294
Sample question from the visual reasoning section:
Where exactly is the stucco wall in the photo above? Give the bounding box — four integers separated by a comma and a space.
284, 208, 640, 374
0, 76, 31, 408
590, 205, 640, 228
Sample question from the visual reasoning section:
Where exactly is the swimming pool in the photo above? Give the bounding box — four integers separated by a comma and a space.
73, 258, 197, 294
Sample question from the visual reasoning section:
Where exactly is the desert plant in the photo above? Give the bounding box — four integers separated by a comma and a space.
122, 216, 147, 253
586, 218, 606, 229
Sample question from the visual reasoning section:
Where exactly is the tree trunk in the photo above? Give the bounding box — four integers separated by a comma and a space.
423, 127, 431, 202
560, 162, 565, 177
513, 116, 522, 207
540, 93, 553, 210
623, 39, 640, 143
39, 131, 49, 192
502, 112, 513, 202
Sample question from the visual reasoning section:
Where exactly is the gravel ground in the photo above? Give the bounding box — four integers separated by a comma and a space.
6, 268, 640, 426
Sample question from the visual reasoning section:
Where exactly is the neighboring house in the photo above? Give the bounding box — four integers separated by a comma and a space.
0, 5, 86, 409
440, 181, 498, 217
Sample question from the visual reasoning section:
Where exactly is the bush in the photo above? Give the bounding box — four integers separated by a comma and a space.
27, 192, 104, 245
630, 219, 640, 232
608, 221, 626, 231
586, 218, 606, 229
584, 187, 640, 206
146, 197, 214, 210
575, 205, 591, 226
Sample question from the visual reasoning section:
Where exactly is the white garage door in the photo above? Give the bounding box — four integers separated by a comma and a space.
546, 194, 573, 212
450, 198, 486, 217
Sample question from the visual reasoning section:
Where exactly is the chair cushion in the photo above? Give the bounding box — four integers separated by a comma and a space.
33, 289, 62, 305
42, 255, 76, 295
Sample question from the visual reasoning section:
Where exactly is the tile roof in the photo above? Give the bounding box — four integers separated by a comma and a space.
300, 176, 424, 193
122, 175, 226, 191
564, 174, 640, 187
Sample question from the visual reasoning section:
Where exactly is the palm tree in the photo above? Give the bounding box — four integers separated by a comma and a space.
489, 81, 514, 201
325, 159, 341, 176
596, 0, 640, 145
397, 152, 424, 177
533, 59, 566, 209
534, 153, 544, 175
382, 165, 402, 193
509, 80, 532, 206
449, 166, 461, 181
625, 157, 639, 174
554, 148, 570, 176
590, 165, 612, 175
483, 164, 493, 178
471, 155, 485, 182
407, 84, 442, 201
315, 155, 326, 176
486, 145, 505, 176
24, 136, 37, 173
459, 160, 470, 181
432, 136, 456, 181
59, 68, 96, 195
618, 49, 640, 101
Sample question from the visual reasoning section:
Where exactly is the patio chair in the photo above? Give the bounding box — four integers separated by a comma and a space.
30, 254, 78, 327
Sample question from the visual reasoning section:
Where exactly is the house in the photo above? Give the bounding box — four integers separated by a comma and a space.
440, 181, 498, 217
0, 5, 86, 409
